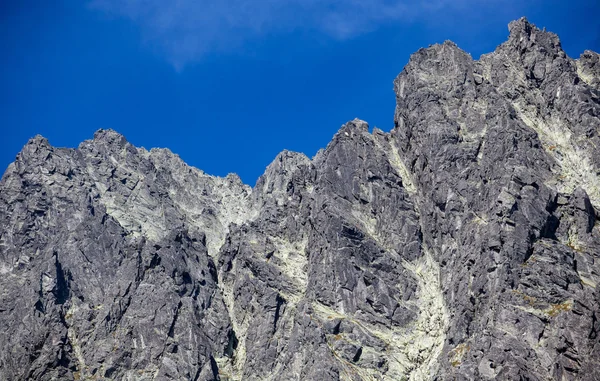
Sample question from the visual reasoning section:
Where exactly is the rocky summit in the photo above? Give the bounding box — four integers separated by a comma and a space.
1, 18, 600, 381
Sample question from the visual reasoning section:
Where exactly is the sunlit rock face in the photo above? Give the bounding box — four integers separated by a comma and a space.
1, 18, 599, 381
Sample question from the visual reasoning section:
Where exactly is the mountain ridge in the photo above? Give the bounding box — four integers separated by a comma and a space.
1, 17, 600, 380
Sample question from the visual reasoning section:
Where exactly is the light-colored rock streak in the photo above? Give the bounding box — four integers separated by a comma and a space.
512, 101, 600, 208
171, 172, 256, 258
64, 302, 87, 378
399, 250, 449, 381
91, 147, 256, 256
217, 260, 250, 381
261, 236, 308, 381
219, 235, 308, 381
373, 133, 416, 195
269, 236, 309, 299
311, 250, 448, 381
576, 60, 597, 88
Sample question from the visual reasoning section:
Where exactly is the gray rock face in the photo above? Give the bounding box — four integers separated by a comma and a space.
1, 18, 599, 380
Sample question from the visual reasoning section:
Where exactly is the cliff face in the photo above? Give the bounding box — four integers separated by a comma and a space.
1, 18, 599, 380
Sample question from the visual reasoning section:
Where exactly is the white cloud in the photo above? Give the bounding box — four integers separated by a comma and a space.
89, 0, 500, 70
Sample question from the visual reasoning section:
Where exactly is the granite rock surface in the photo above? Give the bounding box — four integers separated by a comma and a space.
1, 18, 599, 380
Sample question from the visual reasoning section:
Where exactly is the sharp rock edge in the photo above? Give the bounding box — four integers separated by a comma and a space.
1, 17, 600, 381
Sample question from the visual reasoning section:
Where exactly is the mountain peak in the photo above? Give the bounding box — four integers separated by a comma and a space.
92, 128, 129, 148
508, 16, 534, 34
14, 134, 53, 164
505, 16, 563, 57
26, 134, 50, 147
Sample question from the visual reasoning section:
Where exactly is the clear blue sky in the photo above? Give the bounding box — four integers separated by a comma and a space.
2, 1, 599, 185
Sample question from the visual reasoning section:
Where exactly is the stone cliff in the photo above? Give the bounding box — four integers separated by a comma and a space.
1, 18, 599, 380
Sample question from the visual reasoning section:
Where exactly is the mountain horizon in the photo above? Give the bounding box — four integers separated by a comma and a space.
1, 17, 600, 380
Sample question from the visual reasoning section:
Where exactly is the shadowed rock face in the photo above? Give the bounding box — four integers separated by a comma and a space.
0, 18, 599, 381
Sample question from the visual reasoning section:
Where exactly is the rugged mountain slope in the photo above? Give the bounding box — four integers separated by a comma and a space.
1, 18, 599, 380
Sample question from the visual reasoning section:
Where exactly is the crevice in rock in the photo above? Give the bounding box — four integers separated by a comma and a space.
352, 347, 363, 363
224, 329, 238, 358
53, 252, 70, 305
167, 300, 182, 338
209, 356, 220, 381
273, 294, 285, 333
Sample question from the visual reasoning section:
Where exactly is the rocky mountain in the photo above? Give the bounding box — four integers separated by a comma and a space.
1, 18, 599, 380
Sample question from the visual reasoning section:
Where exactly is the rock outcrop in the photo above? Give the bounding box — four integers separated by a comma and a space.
1, 18, 599, 380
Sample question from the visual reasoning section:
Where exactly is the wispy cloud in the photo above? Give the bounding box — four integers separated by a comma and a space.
89, 0, 491, 70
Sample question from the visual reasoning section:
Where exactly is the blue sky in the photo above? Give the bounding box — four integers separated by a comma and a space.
2, 1, 599, 185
